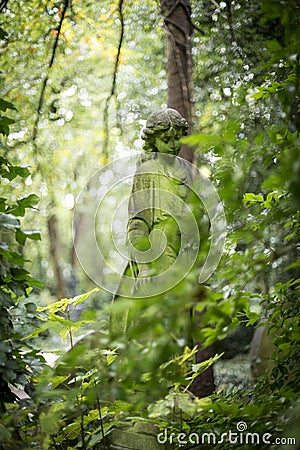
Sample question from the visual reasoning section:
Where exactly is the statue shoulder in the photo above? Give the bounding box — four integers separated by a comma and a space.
135, 157, 162, 175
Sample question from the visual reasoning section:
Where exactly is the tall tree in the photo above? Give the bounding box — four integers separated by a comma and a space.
160, 0, 194, 161
160, 0, 215, 397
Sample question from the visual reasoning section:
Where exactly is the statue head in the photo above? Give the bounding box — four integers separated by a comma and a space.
141, 108, 189, 155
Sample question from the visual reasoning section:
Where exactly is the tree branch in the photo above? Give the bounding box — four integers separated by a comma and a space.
102, 0, 124, 158
191, 21, 205, 35
32, 0, 69, 151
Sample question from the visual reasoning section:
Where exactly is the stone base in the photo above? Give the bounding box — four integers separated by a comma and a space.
108, 423, 173, 449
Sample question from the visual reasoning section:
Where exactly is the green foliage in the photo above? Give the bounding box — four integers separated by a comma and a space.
28, 290, 116, 449
0, 99, 43, 412
0, 99, 16, 136
267, 280, 300, 392
0, 0, 167, 295
180, 0, 300, 446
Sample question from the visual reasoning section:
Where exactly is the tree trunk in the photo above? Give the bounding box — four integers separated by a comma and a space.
160, 0, 215, 397
47, 214, 66, 299
189, 304, 216, 397
160, 0, 194, 161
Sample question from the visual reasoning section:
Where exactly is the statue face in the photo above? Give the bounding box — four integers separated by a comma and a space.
154, 127, 183, 155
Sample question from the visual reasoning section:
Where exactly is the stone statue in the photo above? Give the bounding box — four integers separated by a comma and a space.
127, 108, 190, 277
111, 108, 202, 332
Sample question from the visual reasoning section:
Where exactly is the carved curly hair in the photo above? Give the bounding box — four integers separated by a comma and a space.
141, 108, 189, 152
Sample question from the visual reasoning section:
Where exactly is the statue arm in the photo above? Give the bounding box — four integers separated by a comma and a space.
127, 217, 151, 252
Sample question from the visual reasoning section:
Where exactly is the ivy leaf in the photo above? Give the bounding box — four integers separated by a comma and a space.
0, 163, 30, 181
17, 194, 39, 209
11, 166, 31, 179
16, 229, 26, 245
0, 291, 12, 307
0, 213, 20, 230
251, 90, 266, 100
25, 302, 37, 314
11, 267, 30, 280
8, 205, 25, 217
0, 115, 15, 135
0, 99, 17, 112
16, 229, 41, 244
25, 230, 41, 240
182, 133, 222, 149
0, 197, 7, 212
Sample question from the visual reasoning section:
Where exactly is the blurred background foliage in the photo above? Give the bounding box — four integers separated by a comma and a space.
1, 0, 168, 301
0, 0, 299, 448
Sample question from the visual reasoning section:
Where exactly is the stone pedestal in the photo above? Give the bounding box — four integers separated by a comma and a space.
108, 423, 173, 449
250, 322, 275, 378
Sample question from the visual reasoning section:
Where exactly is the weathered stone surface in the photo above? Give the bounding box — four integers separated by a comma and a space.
108, 424, 213, 449
250, 322, 275, 378
108, 423, 171, 449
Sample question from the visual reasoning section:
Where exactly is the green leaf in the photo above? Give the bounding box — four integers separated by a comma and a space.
38, 288, 99, 314
0, 423, 12, 442
182, 133, 222, 148
25, 302, 37, 314
190, 353, 223, 376
73, 287, 100, 306
251, 90, 266, 100
39, 405, 65, 435
8, 205, 26, 217
246, 312, 260, 326
60, 422, 80, 441
16, 229, 26, 245
0, 197, 7, 212
177, 393, 212, 416
4, 249, 25, 266
0, 291, 12, 307
86, 424, 115, 448
17, 194, 39, 209
0, 213, 20, 230
0, 27, 8, 40
0, 115, 15, 135
102, 348, 118, 366
23, 229, 41, 241
0, 164, 30, 181
26, 231, 41, 240
265, 39, 282, 53
10, 267, 30, 280
147, 397, 173, 418
0, 99, 17, 112
22, 322, 51, 340
25, 274, 44, 289
11, 166, 31, 179
243, 193, 264, 204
